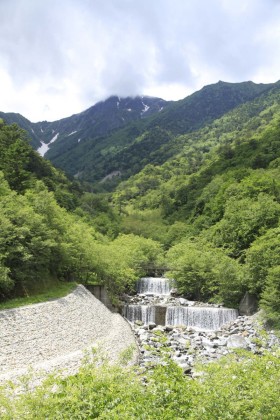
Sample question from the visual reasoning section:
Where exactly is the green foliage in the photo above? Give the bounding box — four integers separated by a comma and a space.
77, 192, 121, 237
3, 82, 280, 323
110, 84, 280, 315
167, 238, 244, 304
94, 234, 165, 297
0, 121, 81, 209
260, 266, 280, 326
245, 227, 280, 295
44, 80, 275, 185
0, 281, 77, 311
1, 350, 280, 419
208, 193, 280, 259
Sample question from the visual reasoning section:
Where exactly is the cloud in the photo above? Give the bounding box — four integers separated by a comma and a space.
0, 0, 279, 121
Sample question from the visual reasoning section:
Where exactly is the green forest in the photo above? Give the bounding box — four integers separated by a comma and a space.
1, 80, 280, 417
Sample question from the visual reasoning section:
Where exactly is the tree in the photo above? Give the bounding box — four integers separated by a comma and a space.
208, 194, 280, 259
260, 266, 280, 325
167, 238, 244, 304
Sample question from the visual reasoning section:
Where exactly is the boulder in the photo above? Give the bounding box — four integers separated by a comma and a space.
227, 334, 248, 349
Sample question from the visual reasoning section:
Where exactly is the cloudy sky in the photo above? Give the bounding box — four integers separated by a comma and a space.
0, 0, 279, 122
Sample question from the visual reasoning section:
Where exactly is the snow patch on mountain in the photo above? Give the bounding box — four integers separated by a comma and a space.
37, 133, 59, 157
141, 101, 150, 114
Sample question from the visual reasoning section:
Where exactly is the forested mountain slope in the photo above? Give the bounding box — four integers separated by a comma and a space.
46, 80, 275, 185
112, 82, 280, 324
1, 79, 280, 325
0, 120, 163, 302
0, 81, 276, 187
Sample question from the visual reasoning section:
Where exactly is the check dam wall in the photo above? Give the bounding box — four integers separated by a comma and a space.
0, 285, 137, 383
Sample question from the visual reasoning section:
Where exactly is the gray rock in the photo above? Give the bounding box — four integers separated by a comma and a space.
164, 325, 174, 332
227, 334, 248, 349
239, 292, 258, 316
178, 298, 188, 305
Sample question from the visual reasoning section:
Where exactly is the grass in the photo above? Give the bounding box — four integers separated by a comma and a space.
0, 281, 77, 311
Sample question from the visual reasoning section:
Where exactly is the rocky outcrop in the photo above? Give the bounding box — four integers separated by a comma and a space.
0, 285, 137, 384
239, 292, 258, 315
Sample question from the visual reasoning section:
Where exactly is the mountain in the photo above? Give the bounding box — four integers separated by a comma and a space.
0, 80, 276, 187
45, 80, 276, 185
2, 78, 280, 324
114, 79, 280, 220
0, 112, 43, 148
1, 95, 168, 152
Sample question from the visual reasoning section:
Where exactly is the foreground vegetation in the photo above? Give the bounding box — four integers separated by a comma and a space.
0, 349, 279, 419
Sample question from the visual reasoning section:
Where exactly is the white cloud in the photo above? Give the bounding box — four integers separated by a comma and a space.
0, 0, 279, 121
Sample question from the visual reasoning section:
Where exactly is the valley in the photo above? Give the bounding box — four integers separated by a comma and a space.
0, 79, 280, 418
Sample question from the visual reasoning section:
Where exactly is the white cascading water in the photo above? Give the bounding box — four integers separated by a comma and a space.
123, 305, 156, 325
137, 277, 171, 295
166, 306, 239, 330
123, 277, 239, 329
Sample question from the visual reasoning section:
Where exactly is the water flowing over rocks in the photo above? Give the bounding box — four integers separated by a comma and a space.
122, 277, 280, 374
123, 277, 239, 330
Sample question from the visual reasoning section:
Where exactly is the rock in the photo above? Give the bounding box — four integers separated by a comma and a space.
202, 338, 215, 348
183, 366, 192, 375
164, 325, 174, 332
227, 334, 248, 349
148, 322, 156, 330
170, 288, 178, 296
216, 338, 227, 346
178, 298, 188, 305
229, 327, 240, 335
239, 292, 258, 316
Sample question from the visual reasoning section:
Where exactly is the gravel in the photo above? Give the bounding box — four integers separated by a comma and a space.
0, 285, 138, 387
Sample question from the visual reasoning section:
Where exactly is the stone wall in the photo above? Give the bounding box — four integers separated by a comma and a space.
85, 285, 116, 312
0, 285, 137, 383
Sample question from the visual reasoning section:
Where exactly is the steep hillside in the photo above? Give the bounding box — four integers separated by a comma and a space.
112, 81, 280, 321
45, 80, 276, 185
0, 96, 168, 152
114, 80, 280, 214
1, 80, 280, 324
0, 118, 81, 209
0, 81, 275, 187
0, 112, 42, 148
0, 119, 164, 302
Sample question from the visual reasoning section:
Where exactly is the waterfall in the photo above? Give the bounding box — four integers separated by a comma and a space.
137, 277, 171, 295
123, 277, 239, 330
123, 305, 156, 325
166, 306, 238, 330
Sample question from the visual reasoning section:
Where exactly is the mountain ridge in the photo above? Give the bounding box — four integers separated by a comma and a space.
0, 80, 278, 187
1, 95, 169, 152
46, 80, 278, 185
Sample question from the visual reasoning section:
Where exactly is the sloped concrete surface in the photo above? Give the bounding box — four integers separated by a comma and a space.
0, 285, 137, 383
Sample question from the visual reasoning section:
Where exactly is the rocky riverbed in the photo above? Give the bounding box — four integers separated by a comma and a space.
130, 314, 280, 375
121, 278, 280, 376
